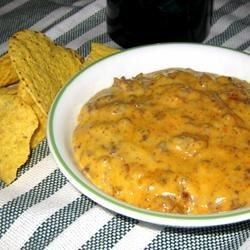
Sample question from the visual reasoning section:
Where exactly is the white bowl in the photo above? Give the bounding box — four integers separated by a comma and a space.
47, 43, 250, 227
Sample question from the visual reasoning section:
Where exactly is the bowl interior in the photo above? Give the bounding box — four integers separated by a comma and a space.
48, 43, 250, 227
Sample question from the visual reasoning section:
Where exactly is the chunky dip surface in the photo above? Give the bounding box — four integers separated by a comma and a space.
72, 69, 250, 214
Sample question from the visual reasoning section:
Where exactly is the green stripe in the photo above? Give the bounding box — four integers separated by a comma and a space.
50, 0, 81, 6
145, 220, 250, 250
212, 0, 249, 24
54, 8, 106, 46
50, 0, 93, 7
206, 14, 250, 46
237, 40, 250, 52
0, 0, 59, 44
81, 214, 138, 249
0, 139, 49, 190
22, 194, 95, 249
0, 169, 67, 238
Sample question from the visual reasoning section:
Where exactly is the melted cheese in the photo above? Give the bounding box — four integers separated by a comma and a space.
72, 69, 250, 214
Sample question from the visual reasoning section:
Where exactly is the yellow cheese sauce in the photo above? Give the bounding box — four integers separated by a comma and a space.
72, 69, 250, 214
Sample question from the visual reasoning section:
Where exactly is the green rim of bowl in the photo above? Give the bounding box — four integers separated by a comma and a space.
48, 43, 250, 223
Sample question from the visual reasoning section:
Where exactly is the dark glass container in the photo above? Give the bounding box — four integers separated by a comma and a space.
107, 0, 213, 48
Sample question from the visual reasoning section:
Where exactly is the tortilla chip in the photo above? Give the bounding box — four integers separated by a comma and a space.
0, 94, 38, 184
8, 30, 84, 116
0, 53, 19, 87
0, 84, 18, 95
31, 114, 47, 148
18, 84, 46, 148
83, 43, 120, 68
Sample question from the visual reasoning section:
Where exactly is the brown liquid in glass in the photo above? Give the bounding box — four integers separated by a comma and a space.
107, 0, 213, 48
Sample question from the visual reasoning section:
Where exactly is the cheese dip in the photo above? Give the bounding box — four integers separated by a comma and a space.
72, 69, 250, 214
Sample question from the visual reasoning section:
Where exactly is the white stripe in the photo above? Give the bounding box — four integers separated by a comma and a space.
30, 7, 73, 32
0, 154, 57, 206
66, 21, 106, 49
0, 0, 105, 55
0, 183, 81, 250
112, 222, 163, 250
0, 42, 7, 56
46, 205, 114, 250
239, 238, 250, 250
0, 6, 74, 55
205, 2, 250, 42
213, 0, 228, 11
214, 1, 249, 22
72, 0, 95, 7
0, 0, 30, 17
222, 26, 250, 49
45, 0, 105, 40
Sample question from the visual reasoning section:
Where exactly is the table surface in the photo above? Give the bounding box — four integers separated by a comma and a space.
0, 0, 249, 249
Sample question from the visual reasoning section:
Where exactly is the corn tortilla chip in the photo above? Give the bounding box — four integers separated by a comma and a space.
31, 114, 47, 148
0, 84, 18, 95
0, 94, 38, 184
9, 30, 84, 116
83, 43, 120, 68
18, 84, 46, 148
0, 53, 19, 87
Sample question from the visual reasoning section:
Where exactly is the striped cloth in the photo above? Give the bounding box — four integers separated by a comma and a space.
0, 0, 249, 249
